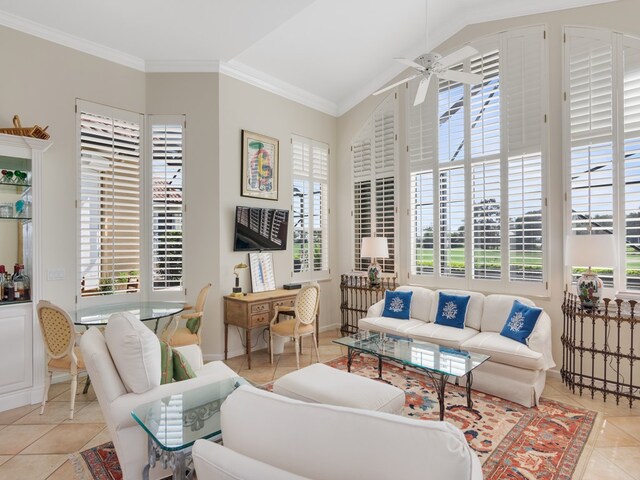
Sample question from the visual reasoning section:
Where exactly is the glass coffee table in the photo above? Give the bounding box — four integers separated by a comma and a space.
131, 376, 246, 480
334, 332, 490, 421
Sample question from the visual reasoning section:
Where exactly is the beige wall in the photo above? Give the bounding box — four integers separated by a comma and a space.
336, 0, 640, 373
0, 25, 146, 310
217, 74, 338, 358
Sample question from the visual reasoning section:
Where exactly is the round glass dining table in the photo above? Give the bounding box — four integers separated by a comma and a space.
73, 301, 186, 333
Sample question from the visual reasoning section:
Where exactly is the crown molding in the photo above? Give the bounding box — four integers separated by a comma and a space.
219, 60, 338, 117
0, 11, 145, 71
145, 60, 221, 73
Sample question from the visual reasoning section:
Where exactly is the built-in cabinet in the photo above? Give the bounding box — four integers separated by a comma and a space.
0, 133, 51, 412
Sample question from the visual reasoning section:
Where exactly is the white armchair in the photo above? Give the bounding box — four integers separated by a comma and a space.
81, 324, 238, 480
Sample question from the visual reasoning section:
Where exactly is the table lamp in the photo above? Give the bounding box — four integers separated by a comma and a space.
565, 234, 616, 309
361, 237, 389, 286
231, 263, 249, 297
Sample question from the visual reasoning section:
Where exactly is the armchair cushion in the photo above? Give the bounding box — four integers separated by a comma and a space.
271, 319, 314, 336
162, 326, 199, 347
173, 349, 197, 381
48, 347, 85, 370
185, 314, 202, 334
105, 312, 160, 394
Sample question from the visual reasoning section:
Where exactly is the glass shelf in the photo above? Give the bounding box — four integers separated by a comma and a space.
0, 181, 31, 193
0, 216, 32, 221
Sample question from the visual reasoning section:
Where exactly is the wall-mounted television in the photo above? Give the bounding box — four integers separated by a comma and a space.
233, 206, 289, 251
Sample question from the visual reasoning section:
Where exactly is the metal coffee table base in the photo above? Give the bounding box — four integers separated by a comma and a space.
142, 433, 222, 480
347, 348, 474, 421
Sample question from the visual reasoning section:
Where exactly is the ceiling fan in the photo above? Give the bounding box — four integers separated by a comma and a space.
373, 47, 484, 106
372, 1, 484, 106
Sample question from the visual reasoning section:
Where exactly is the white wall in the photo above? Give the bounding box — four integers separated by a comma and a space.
335, 0, 640, 374
217, 74, 339, 359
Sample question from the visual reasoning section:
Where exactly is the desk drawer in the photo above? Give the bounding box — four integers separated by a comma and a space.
250, 313, 269, 327
273, 299, 295, 308
251, 302, 270, 314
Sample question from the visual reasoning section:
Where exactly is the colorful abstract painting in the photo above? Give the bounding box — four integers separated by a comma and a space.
242, 130, 279, 200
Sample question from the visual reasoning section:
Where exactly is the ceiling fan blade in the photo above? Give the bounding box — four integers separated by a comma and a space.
413, 76, 431, 106
438, 45, 479, 69
394, 57, 425, 71
438, 69, 484, 85
373, 73, 420, 96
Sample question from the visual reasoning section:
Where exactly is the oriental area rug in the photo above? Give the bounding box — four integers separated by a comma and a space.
72, 356, 597, 480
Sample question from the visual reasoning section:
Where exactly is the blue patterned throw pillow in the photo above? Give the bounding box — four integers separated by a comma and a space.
434, 292, 471, 329
500, 300, 542, 345
382, 290, 413, 320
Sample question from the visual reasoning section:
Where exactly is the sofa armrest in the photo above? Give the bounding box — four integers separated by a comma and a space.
366, 299, 384, 318
527, 311, 556, 370
110, 364, 238, 431
193, 440, 310, 480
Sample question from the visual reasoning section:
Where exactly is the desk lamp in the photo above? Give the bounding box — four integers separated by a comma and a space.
231, 263, 249, 297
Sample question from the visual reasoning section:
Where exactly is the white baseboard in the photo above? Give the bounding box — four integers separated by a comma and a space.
0, 387, 41, 412
547, 368, 561, 379
204, 322, 342, 362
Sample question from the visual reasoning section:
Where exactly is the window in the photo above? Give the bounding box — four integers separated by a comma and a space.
78, 102, 142, 297
409, 26, 547, 294
292, 135, 329, 279
150, 117, 185, 291
352, 94, 397, 273
565, 28, 640, 290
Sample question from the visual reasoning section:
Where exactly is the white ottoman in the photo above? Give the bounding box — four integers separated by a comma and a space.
273, 363, 405, 414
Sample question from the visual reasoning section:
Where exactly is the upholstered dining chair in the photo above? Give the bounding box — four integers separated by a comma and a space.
37, 300, 87, 420
269, 283, 320, 369
161, 283, 212, 347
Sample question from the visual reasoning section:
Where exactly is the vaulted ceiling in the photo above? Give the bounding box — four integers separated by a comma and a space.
0, 0, 618, 115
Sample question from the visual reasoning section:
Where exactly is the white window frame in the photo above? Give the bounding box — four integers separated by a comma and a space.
407, 25, 549, 297
76, 100, 144, 305
147, 115, 186, 300
291, 135, 330, 282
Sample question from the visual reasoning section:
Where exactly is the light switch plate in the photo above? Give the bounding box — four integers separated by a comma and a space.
47, 268, 65, 281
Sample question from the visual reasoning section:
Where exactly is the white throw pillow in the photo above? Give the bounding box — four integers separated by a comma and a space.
105, 312, 161, 393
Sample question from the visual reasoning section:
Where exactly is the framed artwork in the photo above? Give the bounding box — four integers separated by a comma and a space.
241, 130, 279, 201
249, 252, 276, 293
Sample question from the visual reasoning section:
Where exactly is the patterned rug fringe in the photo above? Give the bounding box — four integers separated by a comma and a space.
69, 451, 93, 480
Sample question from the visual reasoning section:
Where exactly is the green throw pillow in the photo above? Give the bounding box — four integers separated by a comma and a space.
186, 315, 201, 334
160, 341, 173, 385
173, 349, 197, 381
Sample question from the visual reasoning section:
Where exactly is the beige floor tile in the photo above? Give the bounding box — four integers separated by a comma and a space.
21, 423, 104, 454
595, 446, 640, 480
575, 395, 640, 417
0, 454, 67, 480
607, 417, 640, 442
276, 352, 313, 368
238, 365, 276, 385
46, 459, 75, 480
46, 382, 73, 400
62, 402, 104, 425
15, 401, 90, 425
581, 449, 636, 480
273, 366, 300, 380
223, 356, 245, 372
0, 424, 56, 455
80, 426, 111, 451
595, 420, 640, 448
0, 455, 11, 466
0, 403, 40, 425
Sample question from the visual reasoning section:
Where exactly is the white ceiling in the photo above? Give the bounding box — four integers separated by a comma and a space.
0, 0, 619, 116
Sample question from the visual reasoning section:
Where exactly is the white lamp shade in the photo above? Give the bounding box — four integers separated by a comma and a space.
565, 234, 617, 267
361, 237, 389, 259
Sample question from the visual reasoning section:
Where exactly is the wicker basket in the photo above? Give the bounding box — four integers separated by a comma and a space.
0, 115, 50, 140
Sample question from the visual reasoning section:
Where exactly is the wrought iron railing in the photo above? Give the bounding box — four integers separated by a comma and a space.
339, 274, 397, 335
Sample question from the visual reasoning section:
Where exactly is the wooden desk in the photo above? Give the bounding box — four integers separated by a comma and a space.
224, 289, 319, 369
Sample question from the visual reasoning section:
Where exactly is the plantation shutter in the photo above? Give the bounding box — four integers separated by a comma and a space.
78, 104, 142, 296
150, 118, 184, 291
469, 44, 501, 281
352, 94, 397, 273
566, 28, 614, 285
439, 165, 465, 277
409, 79, 437, 275
504, 26, 545, 283
623, 37, 640, 289
292, 136, 329, 279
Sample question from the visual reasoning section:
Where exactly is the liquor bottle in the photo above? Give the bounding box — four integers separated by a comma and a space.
21, 270, 30, 301
0, 266, 5, 302
12, 264, 19, 281
4, 275, 14, 302
14, 269, 25, 300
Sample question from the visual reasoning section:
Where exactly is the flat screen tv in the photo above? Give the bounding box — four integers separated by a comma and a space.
233, 206, 289, 251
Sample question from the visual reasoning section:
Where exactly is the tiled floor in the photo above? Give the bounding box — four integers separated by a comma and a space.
0, 328, 638, 479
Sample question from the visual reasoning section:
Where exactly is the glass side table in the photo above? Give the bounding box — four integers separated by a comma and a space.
131, 376, 245, 480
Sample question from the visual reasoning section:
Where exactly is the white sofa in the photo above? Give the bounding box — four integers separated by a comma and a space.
192, 384, 482, 480
359, 286, 555, 407
80, 324, 238, 480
